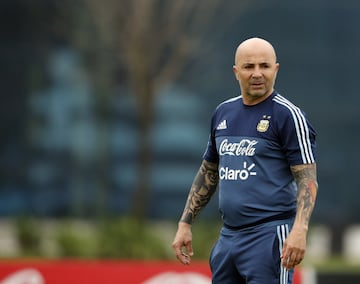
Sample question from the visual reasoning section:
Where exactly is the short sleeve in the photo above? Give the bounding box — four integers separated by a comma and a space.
277, 108, 317, 166
202, 112, 219, 163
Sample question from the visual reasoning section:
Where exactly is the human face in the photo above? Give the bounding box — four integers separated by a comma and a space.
233, 39, 279, 105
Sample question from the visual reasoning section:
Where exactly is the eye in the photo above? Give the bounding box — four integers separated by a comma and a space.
243, 64, 253, 70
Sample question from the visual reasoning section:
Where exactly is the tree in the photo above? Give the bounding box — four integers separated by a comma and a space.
67, 0, 254, 219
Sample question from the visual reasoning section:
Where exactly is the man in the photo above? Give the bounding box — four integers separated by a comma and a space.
172, 37, 318, 284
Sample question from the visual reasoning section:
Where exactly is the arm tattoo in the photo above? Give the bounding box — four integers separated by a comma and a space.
180, 160, 219, 224
291, 163, 318, 228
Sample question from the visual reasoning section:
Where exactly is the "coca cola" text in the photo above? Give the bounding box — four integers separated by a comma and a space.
219, 139, 257, 156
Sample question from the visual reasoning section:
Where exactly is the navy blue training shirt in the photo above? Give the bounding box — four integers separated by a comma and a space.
203, 91, 317, 228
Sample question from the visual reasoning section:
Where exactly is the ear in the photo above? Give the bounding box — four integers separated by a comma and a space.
274, 63, 280, 80
233, 65, 238, 79
275, 63, 280, 72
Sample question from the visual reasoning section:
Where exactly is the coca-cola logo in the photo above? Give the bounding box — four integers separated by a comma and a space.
0, 269, 44, 284
142, 272, 211, 284
219, 139, 257, 156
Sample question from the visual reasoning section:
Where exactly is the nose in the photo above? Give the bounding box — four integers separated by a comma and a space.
252, 67, 262, 78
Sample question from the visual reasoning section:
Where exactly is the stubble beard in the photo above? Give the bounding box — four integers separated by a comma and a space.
242, 86, 273, 105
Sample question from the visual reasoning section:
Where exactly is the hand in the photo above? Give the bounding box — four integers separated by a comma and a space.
281, 227, 307, 270
172, 222, 194, 265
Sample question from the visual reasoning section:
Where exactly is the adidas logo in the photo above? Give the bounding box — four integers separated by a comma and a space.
216, 119, 227, 130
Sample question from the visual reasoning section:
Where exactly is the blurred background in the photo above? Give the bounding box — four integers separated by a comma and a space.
1, 0, 360, 281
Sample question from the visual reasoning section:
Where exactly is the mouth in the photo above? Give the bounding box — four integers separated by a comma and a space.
251, 82, 264, 89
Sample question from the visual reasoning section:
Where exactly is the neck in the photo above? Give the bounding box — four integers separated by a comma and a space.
242, 91, 273, 106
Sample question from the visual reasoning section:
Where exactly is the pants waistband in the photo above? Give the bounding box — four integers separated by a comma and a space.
223, 212, 295, 231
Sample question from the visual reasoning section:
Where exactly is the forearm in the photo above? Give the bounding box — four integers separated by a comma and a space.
291, 163, 318, 231
180, 160, 219, 225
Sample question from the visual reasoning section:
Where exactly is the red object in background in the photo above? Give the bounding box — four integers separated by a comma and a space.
0, 260, 302, 284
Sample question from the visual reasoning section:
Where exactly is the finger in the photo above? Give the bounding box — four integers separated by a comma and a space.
287, 248, 305, 268
185, 242, 194, 256
284, 251, 303, 269
180, 251, 191, 265
173, 241, 192, 265
172, 242, 183, 258
294, 252, 305, 266
177, 246, 191, 265
281, 250, 294, 269
285, 252, 296, 269
281, 246, 289, 267
174, 247, 190, 265
172, 243, 187, 265
282, 256, 291, 269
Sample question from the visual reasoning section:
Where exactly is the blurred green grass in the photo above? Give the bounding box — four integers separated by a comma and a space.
10, 215, 360, 275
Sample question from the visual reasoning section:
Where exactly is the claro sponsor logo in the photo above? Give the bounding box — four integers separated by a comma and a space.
220, 163, 256, 181
219, 139, 257, 156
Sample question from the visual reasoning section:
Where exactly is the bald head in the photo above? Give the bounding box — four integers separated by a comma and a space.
234, 37, 277, 65
232, 37, 279, 105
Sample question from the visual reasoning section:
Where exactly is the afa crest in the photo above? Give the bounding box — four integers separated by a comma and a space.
257, 115, 271, 132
